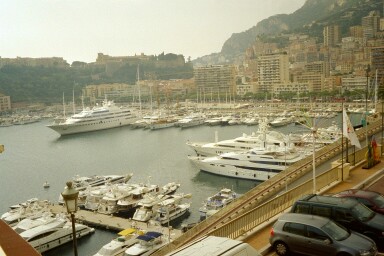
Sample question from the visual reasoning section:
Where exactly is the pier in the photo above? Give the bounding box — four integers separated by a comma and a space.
48, 204, 183, 241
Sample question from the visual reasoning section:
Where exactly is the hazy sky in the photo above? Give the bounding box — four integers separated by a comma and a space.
0, 0, 306, 63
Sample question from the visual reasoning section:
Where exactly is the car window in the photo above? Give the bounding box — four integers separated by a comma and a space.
334, 208, 354, 222
351, 203, 375, 221
307, 225, 328, 240
283, 222, 306, 236
293, 203, 310, 214
312, 205, 332, 218
357, 198, 374, 208
372, 194, 384, 208
322, 220, 349, 241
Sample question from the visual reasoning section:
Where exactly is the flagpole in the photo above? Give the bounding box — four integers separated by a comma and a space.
341, 102, 344, 180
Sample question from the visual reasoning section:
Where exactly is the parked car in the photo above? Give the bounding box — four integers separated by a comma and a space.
333, 189, 384, 214
269, 213, 377, 256
290, 194, 384, 251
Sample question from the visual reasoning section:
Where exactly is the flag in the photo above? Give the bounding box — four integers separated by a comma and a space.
342, 107, 361, 148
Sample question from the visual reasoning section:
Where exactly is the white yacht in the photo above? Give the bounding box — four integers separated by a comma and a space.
176, 114, 206, 128
269, 116, 293, 127
155, 194, 192, 225
93, 228, 144, 256
46, 99, 138, 136
13, 212, 63, 234
132, 195, 165, 222
199, 188, 238, 219
1, 198, 50, 226
123, 231, 165, 256
189, 144, 304, 181
187, 118, 293, 157
22, 221, 95, 253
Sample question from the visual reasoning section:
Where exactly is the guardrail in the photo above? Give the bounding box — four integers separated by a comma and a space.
152, 118, 383, 256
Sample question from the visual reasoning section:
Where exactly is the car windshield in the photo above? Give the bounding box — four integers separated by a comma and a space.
351, 203, 375, 221
372, 194, 384, 208
322, 220, 349, 241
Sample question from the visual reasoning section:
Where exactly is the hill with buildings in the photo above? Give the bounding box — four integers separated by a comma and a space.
193, 0, 383, 65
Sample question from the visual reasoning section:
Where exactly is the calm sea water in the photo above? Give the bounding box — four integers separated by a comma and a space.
0, 115, 347, 255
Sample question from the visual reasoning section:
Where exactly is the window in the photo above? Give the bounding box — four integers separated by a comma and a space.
293, 204, 310, 214
283, 222, 306, 236
312, 206, 332, 218
307, 226, 328, 240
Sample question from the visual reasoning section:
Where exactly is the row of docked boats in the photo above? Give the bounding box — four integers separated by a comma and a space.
0, 198, 95, 254
42, 96, 345, 136
187, 118, 342, 182
57, 173, 193, 226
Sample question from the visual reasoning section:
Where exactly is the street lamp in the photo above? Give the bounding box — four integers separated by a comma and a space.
61, 181, 79, 256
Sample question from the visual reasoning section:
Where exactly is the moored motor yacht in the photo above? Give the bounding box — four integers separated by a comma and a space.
155, 194, 192, 225
199, 188, 239, 219
189, 144, 304, 181
93, 228, 145, 256
46, 99, 138, 136
176, 114, 206, 128
23, 221, 95, 253
187, 118, 295, 157
123, 231, 165, 256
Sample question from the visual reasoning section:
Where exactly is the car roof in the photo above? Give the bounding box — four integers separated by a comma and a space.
335, 189, 380, 199
298, 194, 358, 208
278, 213, 330, 226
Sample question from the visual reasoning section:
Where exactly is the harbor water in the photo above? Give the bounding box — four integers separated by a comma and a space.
0, 115, 347, 255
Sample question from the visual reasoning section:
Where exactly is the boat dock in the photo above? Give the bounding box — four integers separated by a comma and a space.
48, 204, 182, 240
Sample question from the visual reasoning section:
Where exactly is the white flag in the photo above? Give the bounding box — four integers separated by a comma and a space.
342, 107, 361, 148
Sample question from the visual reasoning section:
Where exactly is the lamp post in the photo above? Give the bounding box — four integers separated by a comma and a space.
366, 65, 371, 148
61, 181, 79, 256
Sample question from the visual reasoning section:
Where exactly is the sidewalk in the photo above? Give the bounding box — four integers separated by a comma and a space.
244, 157, 384, 255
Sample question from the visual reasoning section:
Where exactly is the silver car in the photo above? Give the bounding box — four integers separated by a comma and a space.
269, 213, 377, 256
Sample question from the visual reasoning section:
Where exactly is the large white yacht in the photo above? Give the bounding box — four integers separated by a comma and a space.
20, 219, 95, 253
187, 118, 294, 157
46, 99, 138, 136
189, 144, 304, 181
154, 194, 192, 225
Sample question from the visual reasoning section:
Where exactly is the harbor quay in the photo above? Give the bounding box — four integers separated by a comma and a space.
48, 204, 183, 241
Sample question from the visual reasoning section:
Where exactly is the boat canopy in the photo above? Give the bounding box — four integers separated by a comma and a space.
118, 228, 136, 236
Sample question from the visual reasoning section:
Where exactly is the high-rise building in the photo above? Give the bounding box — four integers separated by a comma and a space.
362, 11, 380, 39
323, 25, 341, 47
371, 46, 384, 86
193, 65, 236, 95
257, 53, 289, 93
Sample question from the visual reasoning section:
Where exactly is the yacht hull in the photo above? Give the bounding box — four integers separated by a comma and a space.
47, 117, 137, 136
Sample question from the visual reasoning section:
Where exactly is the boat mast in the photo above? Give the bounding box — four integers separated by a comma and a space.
137, 64, 142, 114
62, 92, 66, 119
72, 88, 75, 115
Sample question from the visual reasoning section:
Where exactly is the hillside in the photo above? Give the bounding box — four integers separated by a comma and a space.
193, 0, 383, 65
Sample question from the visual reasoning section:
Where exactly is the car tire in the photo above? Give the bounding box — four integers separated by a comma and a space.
336, 253, 352, 256
274, 241, 289, 256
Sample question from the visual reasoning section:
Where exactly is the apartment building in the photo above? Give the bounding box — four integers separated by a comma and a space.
193, 65, 236, 95
0, 94, 11, 112
257, 53, 289, 93
371, 46, 384, 84
323, 25, 341, 47
362, 11, 380, 39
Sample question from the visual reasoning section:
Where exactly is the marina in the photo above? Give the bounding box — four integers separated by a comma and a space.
0, 110, 365, 255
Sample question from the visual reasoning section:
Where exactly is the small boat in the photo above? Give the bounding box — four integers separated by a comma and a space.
155, 194, 192, 225
199, 188, 239, 219
93, 228, 144, 256
43, 181, 50, 188
123, 231, 165, 256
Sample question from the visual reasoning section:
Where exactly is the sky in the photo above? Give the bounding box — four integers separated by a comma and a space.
0, 0, 306, 64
